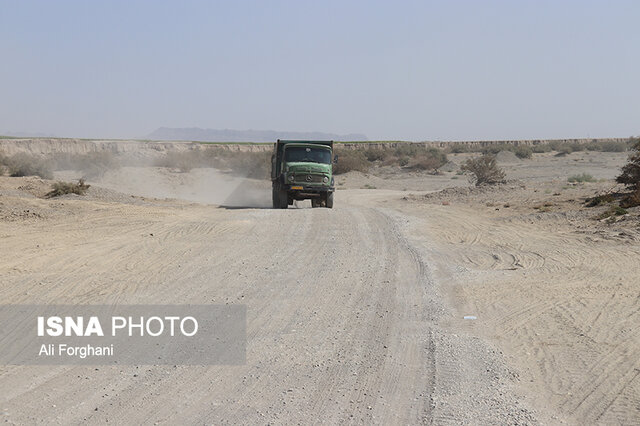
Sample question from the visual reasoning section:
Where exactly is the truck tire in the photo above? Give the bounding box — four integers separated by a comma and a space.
278, 189, 288, 209
272, 185, 288, 209
272, 186, 280, 209
325, 192, 334, 209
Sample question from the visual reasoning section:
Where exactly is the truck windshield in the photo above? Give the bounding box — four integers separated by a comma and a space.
284, 147, 331, 164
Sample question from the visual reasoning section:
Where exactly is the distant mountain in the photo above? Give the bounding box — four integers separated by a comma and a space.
147, 127, 368, 142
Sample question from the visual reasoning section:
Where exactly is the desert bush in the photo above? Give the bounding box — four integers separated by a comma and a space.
597, 206, 628, 220
5, 153, 53, 179
616, 139, 640, 190
620, 188, 640, 208
513, 146, 533, 159
479, 144, 532, 159
447, 144, 469, 153
364, 149, 388, 162
393, 144, 420, 158
551, 142, 573, 155
586, 141, 628, 152
532, 144, 552, 153
460, 155, 506, 186
0, 152, 7, 175
568, 173, 596, 183
585, 193, 615, 207
45, 179, 90, 198
408, 148, 448, 171
482, 144, 513, 155
333, 149, 369, 174
398, 156, 409, 166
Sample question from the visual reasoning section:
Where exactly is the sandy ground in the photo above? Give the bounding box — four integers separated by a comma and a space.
0, 150, 638, 424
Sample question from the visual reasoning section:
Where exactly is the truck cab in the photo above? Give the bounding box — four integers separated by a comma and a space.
271, 140, 335, 209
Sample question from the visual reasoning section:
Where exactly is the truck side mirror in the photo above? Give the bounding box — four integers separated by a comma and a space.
333, 155, 339, 164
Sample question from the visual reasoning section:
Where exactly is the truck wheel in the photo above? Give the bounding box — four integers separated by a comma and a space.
272, 186, 280, 209
325, 192, 334, 209
278, 189, 288, 209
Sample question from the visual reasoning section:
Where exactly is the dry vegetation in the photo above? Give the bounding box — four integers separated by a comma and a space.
460, 155, 506, 186
0, 152, 53, 179
444, 139, 633, 156
334, 145, 448, 174
45, 179, 91, 198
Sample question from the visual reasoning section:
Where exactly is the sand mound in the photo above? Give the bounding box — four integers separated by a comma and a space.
440, 161, 459, 172
495, 150, 520, 163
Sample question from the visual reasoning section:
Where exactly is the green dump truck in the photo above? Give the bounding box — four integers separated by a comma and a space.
271, 139, 336, 209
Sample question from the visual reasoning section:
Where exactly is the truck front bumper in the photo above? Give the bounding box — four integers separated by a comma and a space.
286, 185, 334, 193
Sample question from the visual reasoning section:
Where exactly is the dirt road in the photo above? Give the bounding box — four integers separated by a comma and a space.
0, 185, 536, 424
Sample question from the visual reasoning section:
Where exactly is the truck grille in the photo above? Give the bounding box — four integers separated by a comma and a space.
294, 174, 324, 183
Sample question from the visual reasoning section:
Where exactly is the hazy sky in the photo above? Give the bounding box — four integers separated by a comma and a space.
1, 0, 638, 140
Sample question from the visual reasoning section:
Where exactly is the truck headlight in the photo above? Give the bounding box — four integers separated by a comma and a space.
288, 174, 295, 182
323, 176, 329, 183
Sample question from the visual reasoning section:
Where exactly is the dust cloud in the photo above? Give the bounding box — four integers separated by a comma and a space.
52, 151, 272, 208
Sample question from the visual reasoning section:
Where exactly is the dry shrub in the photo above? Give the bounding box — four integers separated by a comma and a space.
409, 149, 448, 171
513, 146, 533, 159
568, 173, 596, 183
364, 149, 388, 162
585, 194, 615, 207
549, 141, 584, 154
620, 188, 640, 209
0, 152, 8, 176
597, 206, 628, 220
480, 144, 532, 159
482, 144, 516, 155
461, 155, 506, 186
447, 144, 469, 153
5, 153, 53, 179
617, 139, 640, 191
45, 179, 90, 198
585, 141, 628, 152
333, 149, 369, 174
532, 144, 552, 153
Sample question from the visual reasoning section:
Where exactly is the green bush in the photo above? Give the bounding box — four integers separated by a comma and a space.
597, 206, 628, 220
568, 173, 596, 183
